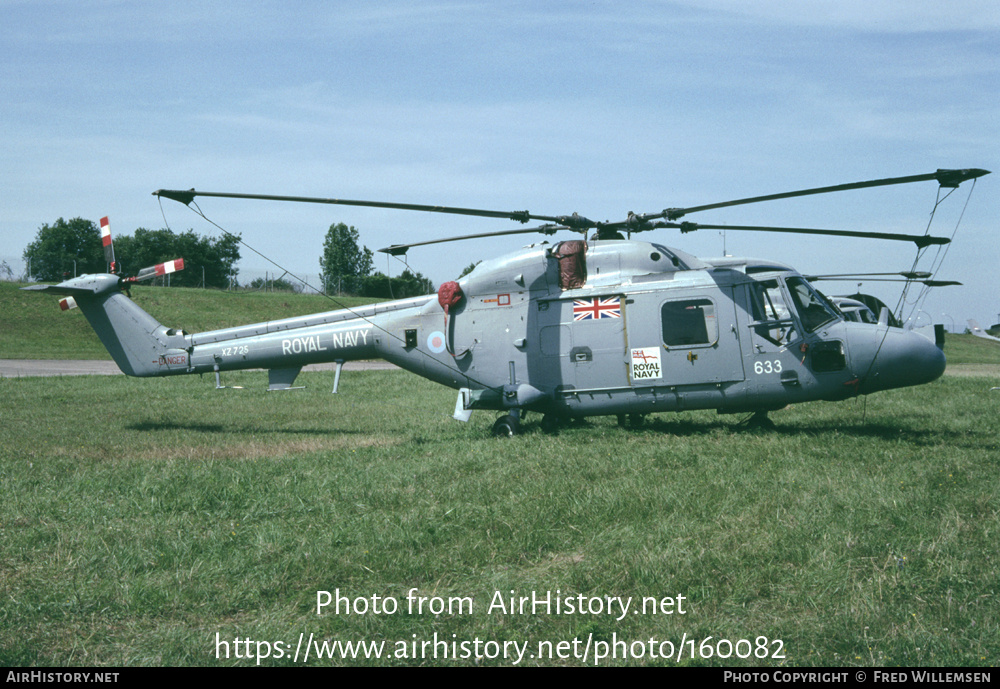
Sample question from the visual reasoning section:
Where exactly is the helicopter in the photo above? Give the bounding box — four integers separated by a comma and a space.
24, 168, 988, 436
827, 296, 878, 324
968, 320, 1000, 344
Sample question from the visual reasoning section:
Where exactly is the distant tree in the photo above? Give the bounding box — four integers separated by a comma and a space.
22, 219, 240, 288
320, 223, 373, 294
22, 217, 104, 281
172, 229, 240, 289
359, 269, 434, 298
114, 228, 240, 288
113, 229, 175, 275
458, 261, 481, 278
246, 276, 303, 293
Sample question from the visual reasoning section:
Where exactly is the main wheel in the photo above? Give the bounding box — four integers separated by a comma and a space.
491, 415, 520, 437
617, 413, 646, 429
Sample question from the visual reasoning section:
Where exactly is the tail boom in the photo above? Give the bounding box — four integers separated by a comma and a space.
25, 276, 463, 389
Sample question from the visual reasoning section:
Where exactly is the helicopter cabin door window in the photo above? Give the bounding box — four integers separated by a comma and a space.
661, 298, 718, 348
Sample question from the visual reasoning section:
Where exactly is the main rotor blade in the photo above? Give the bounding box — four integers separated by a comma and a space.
155, 167, 988, 243
154, 188, 589, 227
812, 277, 961, 286
669, 222, 950, 248
807, 271, 933, 280
653, 168, 990, 221
378, 224, 570, 256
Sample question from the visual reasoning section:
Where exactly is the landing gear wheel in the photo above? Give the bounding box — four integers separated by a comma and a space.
492, 415, 520, 437
617, 413, 646, 429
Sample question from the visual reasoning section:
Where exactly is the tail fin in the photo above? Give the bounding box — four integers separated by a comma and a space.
968, 320, 1000, 343
23, 274, 190, 376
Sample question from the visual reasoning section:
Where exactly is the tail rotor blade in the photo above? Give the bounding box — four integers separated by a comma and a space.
133, 258, 185, 282
100, 216, 116, 272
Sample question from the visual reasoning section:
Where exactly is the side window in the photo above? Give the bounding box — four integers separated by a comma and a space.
750, 279, 788, 321
749, 280, 794, 346
661, 298, 718, 347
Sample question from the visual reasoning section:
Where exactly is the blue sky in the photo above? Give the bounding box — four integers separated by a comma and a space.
3, 1, 998, 327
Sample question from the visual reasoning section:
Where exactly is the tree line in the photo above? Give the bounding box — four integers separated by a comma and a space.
319, 222, 433, 299
22, 218, 241, 289
22, 217, 435, 297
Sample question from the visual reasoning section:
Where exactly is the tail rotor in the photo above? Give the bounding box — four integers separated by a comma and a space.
45, 215, 186, 310
102, 215, 186, 286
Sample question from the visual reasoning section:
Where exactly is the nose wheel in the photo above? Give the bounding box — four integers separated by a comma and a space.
492, 414, 521, 437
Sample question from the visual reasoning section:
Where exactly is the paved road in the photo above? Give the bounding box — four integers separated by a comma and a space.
0, 359, 399, 378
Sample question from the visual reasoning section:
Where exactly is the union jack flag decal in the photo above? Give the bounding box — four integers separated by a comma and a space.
573, 297, 621, 320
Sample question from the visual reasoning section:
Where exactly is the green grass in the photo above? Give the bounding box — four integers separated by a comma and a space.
2, 280, 998, 665
1, 368, 997, 666
939, 330, 1000, 365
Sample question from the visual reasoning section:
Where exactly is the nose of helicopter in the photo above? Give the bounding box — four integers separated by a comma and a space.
855, 327, 946, 394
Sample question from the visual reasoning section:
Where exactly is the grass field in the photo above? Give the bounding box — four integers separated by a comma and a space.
1, 281, 998, 666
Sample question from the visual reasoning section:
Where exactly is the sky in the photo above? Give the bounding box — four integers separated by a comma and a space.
3, 0, 998, 328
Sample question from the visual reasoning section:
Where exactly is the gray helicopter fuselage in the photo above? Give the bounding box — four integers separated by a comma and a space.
438, 239, 945, 417
29, 238, 946, 422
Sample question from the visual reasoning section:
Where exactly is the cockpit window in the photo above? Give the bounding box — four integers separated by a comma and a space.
858, 308, 877, 324
785, 277, 839, 333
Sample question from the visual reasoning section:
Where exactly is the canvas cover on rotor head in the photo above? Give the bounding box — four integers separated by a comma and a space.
551, 240, 587, 290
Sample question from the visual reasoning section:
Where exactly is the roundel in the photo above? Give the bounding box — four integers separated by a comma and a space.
427, 331, 447, 354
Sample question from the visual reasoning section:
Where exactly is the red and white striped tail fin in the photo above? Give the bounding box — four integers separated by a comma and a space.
59, 297, 78, 311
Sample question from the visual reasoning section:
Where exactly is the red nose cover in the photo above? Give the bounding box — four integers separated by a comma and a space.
438, 281, 463, 319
